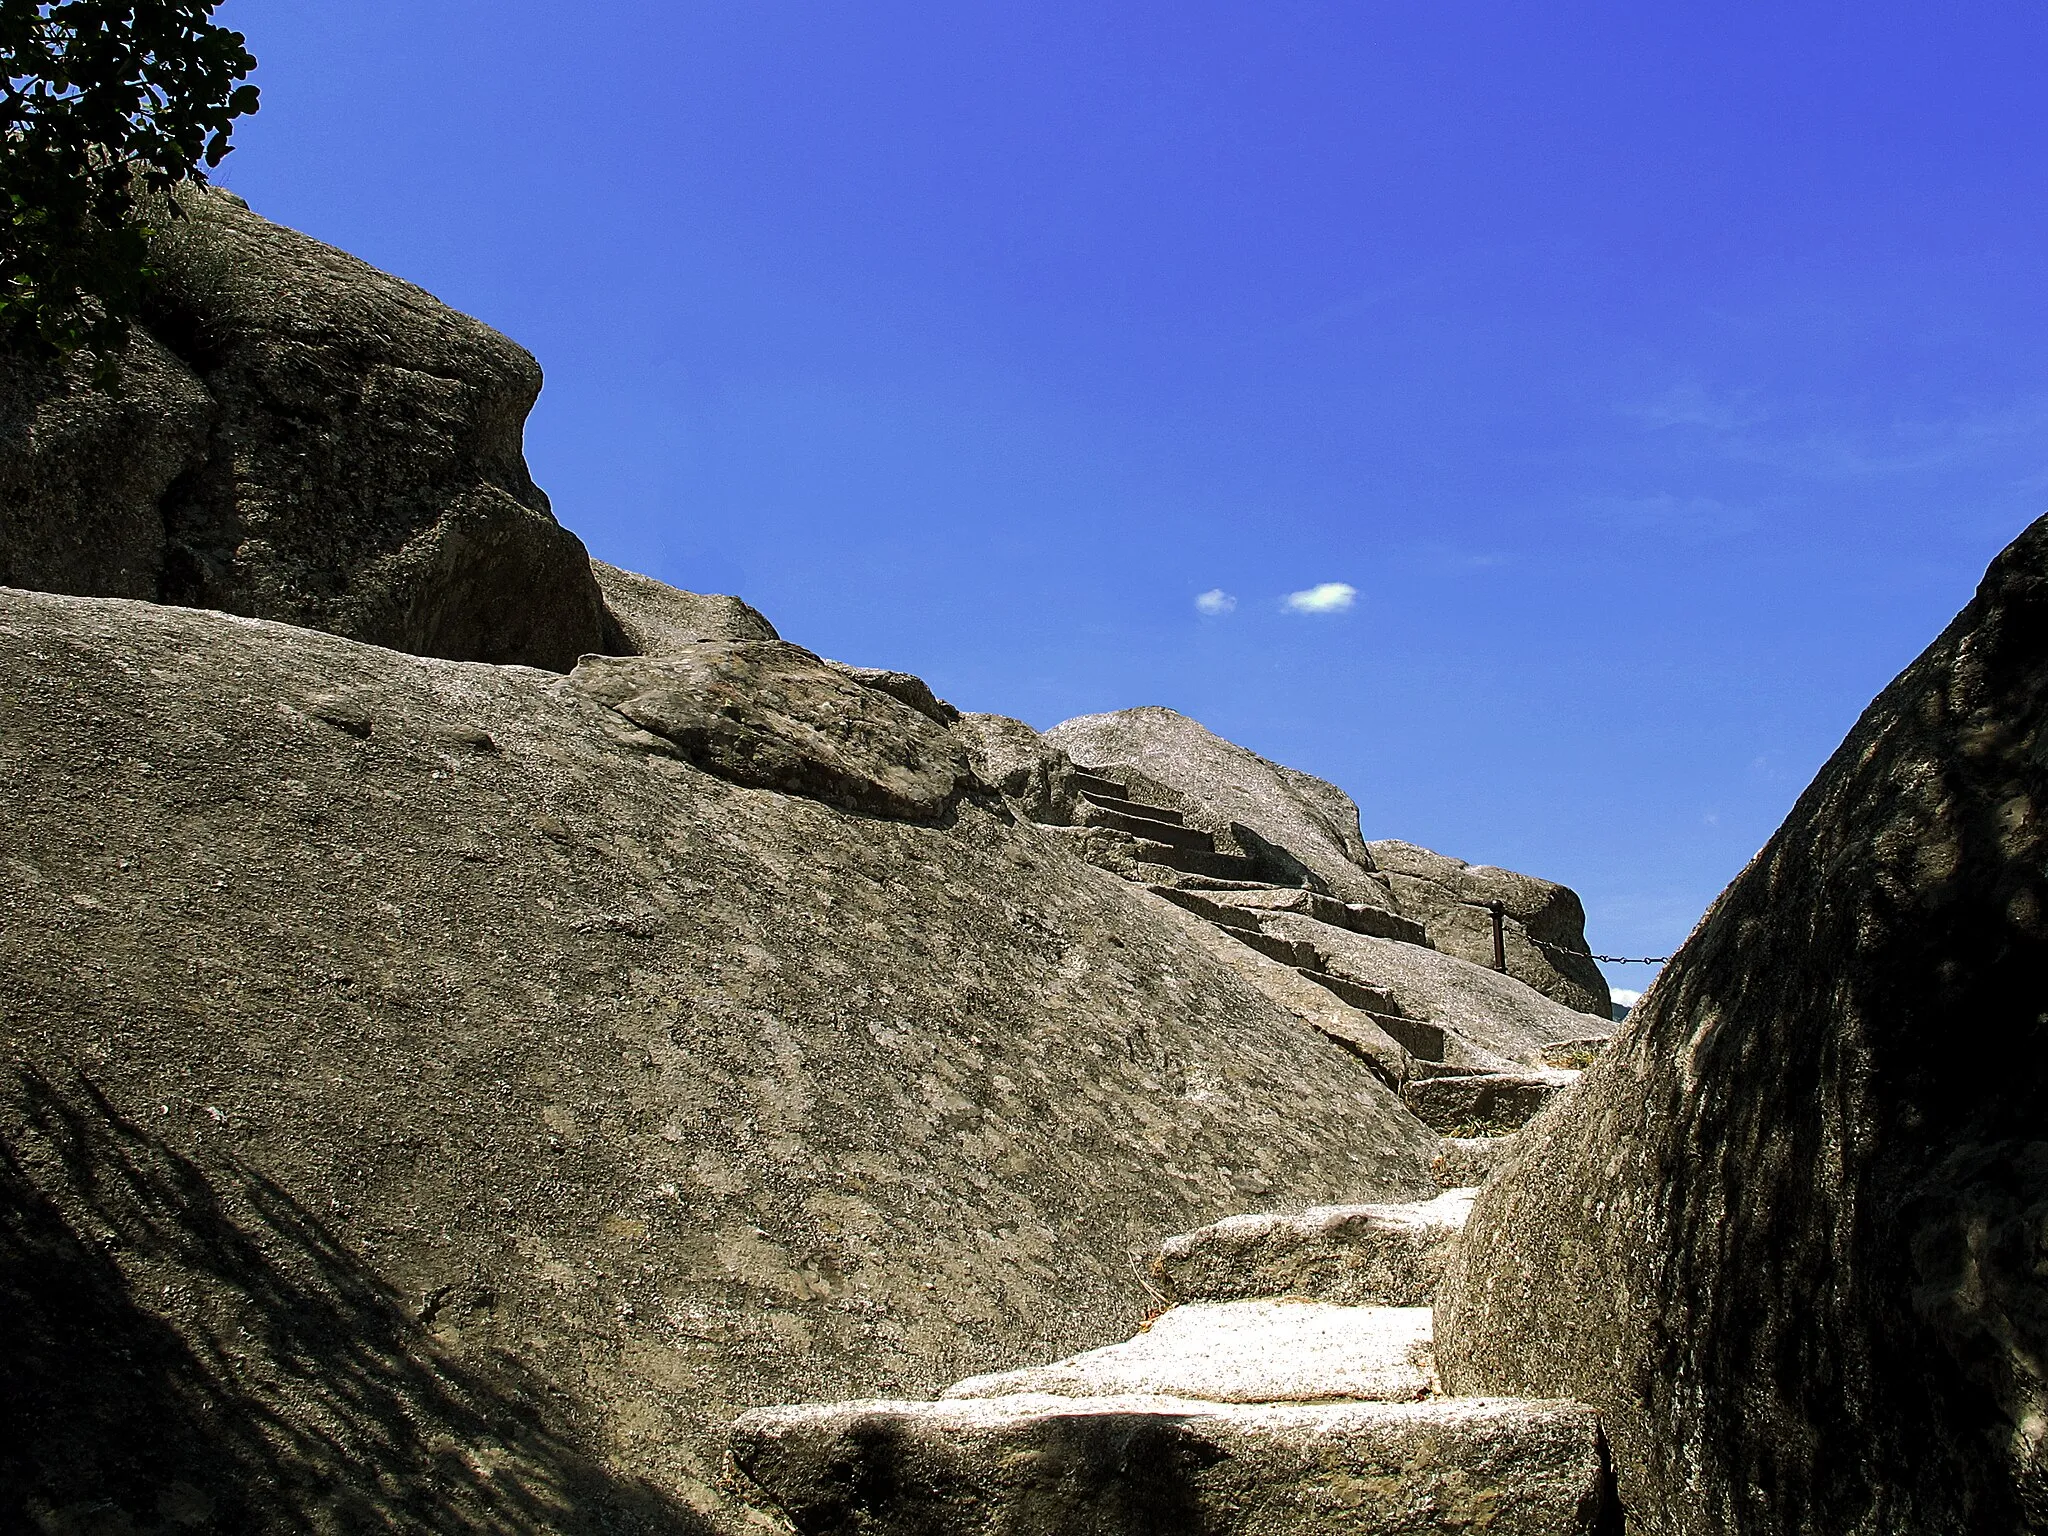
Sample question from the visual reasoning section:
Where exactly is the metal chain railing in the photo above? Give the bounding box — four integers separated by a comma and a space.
1462, 898, 1670, 970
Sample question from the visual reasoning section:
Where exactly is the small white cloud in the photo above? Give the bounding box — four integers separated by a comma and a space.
1195, 588, 1237, 616
1283, 582, 1357, 614
1611, 987, 1643, 1008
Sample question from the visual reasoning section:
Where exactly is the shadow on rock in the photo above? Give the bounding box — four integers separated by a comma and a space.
0, 1062, 714, 1536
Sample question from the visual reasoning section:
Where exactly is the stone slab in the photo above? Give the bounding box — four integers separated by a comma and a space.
1402, 1074, 1573, 1136
942, 1301, 1436, 1404
733, 1392, 1615, 1536
1432, 1137, 1511, 1191
1153, 1191, 1476, 1307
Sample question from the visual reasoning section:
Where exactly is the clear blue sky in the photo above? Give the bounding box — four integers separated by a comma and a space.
219, 2, 2048, 989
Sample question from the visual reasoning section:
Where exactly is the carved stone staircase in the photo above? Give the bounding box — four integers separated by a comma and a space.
732, 1171, 1616, 1533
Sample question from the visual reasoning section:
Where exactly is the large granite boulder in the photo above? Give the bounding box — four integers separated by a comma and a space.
0, 187, 612, 670
565, 643, 972, 823
1046, 707, 1390, 905
0, 331, 213, 600
1366, 840, 1609, 1017
0, 586, 1439, 1536
956, 712, 1081, 825
1435, 513, 2048, 1534
592, 560, 778, 651
1254, 914, 1607, 1072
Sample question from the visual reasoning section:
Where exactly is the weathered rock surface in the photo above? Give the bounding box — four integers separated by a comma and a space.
564, 643, 972, 822
1400, 1073, 1571, 1136
955, 712, 1080, 826
1431, 1137, 1510, 1191
0, 330, 213, 600
0, 587, 1445, 1536
1132, 887, 1419, 1086
1364, 841, 1608, 1017
1436, 513, 2048, 1534
592, 559, 779, 650
1198, 882, 1429, 943
942, 1300, 1437, 1404
732, 1393, 1615, 1536
1256, 916, 1609, 1071
1153, 1190, 1475, 1307
1047, 707, 1395, 906
822, 661, 960, 726
2, 187, 612, 669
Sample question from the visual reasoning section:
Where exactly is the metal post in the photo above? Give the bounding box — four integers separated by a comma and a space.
1490, 902, 1506, 972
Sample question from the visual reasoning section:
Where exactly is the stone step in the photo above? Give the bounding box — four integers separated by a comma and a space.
943, 1300, 1437, 1405
1132, 840, 1268, 881
1151, 1189, 1475, 1307
1081, 802, 1216, 850
1298, 968, 1399, 1018
1432, 1135, 1511, 1190
1363, 1010, 1450, 1064
1228, 927, 1327, 971
733, 1394, 1614, 1536
1540, 1035, 1613, 1070
1204, 884, 1430, 945
1144, 883, 1262, 932
1402, 1072, 1573, 1135
1070, 768, 1129, 800
1078, 787, 1187, 825
1405, 1059, 1496, 1081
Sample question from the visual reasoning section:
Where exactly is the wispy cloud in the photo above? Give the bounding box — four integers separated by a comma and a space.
1622, 382, 1769, 435
1620, 382, 2048, 482
1195, 588, 1237, 616
1579, 492, 1758, 539
1283, 582, 1358, 614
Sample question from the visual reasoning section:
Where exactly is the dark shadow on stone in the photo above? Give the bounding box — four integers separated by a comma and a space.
1227, 824, 1330, 895
0, 1061, 713, 1536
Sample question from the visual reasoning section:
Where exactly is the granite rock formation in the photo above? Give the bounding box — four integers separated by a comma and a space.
594, 559, 779, 650
1048, 708, 1609, 1018
1, 587, 1444, 1535
1, 187, 613, 669
1436, 512, 2048, 1534
0, 196, 1633, 1535
1047, 706, 1393, 907
1364, 841, 1608, 1016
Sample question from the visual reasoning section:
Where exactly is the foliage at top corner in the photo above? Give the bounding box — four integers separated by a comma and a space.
2, 0, 259, 364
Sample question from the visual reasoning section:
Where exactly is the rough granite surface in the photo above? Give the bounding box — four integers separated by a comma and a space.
1436, 512, 2048, 1534
0, 330, 213, 601
732, 1393, 1615, 1536
0, 586, 1441, 1536
1047, 706, 1393, 906
1363, 841, 1608, 1017
592, 560, 779, 651
2, 187, 612, 669
940, 1300, 1438, 1404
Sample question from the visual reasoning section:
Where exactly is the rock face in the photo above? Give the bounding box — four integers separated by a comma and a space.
0, 586, 1442, 1536
1365, 841, 1608, 1017
1047, 708, 1609, 1018
1435, 513, 2048, 1534
733, 1395, 1614, 1536
0, 331, 213, 600
565, 643, 972, 822
593, 560, 779, 650
1, 187, 613, 669
1047, 707, 1392, 905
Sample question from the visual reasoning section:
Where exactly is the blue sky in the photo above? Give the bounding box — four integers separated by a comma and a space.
218, 2, 2048, 988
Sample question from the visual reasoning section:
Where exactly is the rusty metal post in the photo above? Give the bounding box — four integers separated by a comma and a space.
1490, 902, 1507, 972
